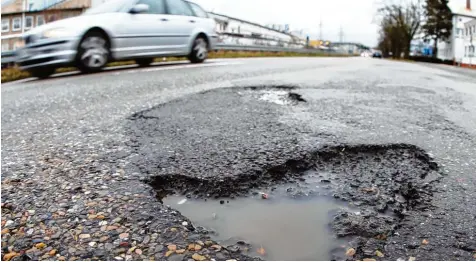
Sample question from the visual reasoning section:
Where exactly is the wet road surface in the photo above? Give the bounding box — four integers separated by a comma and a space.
2, 57, 476, 261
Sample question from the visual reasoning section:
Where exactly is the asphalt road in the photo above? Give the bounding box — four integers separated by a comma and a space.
2, 57, 476, 261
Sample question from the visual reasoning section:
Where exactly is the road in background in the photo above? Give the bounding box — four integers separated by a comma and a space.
2, 57, 476, 261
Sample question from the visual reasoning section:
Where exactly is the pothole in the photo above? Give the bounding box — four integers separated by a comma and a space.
148, 144, 441, 260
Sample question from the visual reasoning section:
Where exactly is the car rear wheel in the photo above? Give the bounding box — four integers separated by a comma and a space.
28, 67, 56, 79
136, 58, 154, 67
76, 31, 110, 73
188, 37, 208, 63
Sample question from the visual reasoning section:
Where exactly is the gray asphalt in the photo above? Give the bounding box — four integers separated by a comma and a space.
2, 57, 476, 261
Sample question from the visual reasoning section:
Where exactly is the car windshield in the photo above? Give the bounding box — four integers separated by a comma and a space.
83, 0, 132, 15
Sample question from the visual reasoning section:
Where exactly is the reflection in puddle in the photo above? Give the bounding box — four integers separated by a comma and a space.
164, 189, 352, 261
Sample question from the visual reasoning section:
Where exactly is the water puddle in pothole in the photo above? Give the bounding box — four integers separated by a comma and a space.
163, 176, 355, 261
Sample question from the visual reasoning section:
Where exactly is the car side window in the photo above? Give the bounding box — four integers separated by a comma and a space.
136, 0, 166, 14
166, 0, 193, 16
188, 2, 208, 18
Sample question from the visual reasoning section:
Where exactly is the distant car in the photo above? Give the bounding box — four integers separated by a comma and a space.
16, 0, 218, 78
372, 51, 383, 58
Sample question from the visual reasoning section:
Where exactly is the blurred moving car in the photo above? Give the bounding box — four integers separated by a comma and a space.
16, 0, 218, 78
372, 51, 383, 58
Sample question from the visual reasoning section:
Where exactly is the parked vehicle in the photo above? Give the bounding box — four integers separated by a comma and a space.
16, 0, 218, 78
372, 51, 383, 58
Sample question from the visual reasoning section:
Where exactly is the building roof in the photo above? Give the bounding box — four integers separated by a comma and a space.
448, 0, 476, 18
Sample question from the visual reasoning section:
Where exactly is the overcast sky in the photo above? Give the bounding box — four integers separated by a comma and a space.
193, 0, 470, 47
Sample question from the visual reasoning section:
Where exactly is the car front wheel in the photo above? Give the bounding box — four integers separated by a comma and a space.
188, 37, 208, 63
76, 31, 110, 73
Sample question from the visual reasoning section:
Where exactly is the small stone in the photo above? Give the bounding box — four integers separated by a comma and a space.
3, 252, 19, 261
169, 254, 185, 261
168, 245, 177, 251
5, 220, 14, 227
105, 243, 114, 250
194, 244, 202, 251
205, 241, 213, 247
119, 242, 130, 247
188, 244, 195, 250
119, 233, 129, 239
473, 253, 476, 259
192, 253, 206, 261
375, 250, 384, 257
142, 236, 150, 244
107, 226, 118, 231
363, 259, 376, 261
99, 221, 108, 226
346, 248, 356, 257
114, 256, 123, 260
1, 228, 10, 234
49, 249, 57, 256
170, 228, 177, 232
99, 236, 109, 242
135, 249, 142, 255
35, 243, 47, 249
421, 239, 429, 245
165, 251, 174, 257
219, 200, 225, 204
89, 242, 97, 247
88, 214, 97, 220
58, 256, 66, 261
79, 234, 91, 239
196, 241, 204, 246
182, 221, 188, 226
211, 245, 222, 251
176, 249, 185, 254
97, 215, 105, 220
409, 257, 416, 261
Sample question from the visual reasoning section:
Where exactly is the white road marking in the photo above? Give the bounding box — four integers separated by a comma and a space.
2, 60, 244, 86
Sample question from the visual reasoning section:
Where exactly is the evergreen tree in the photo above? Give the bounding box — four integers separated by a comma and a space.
422, 0, 453, 58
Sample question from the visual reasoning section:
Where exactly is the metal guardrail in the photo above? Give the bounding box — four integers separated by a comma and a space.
215, 44, 336, 53
1, 50, 17, 68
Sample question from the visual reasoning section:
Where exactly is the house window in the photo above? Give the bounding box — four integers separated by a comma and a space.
2, 43, 10, 51
37, 15, 45, 26
25, 16, 33, 29
1, 18, 9, 32
12, 17, 21, 31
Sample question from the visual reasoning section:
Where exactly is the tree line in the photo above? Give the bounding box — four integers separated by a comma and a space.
377, 0, 453, 59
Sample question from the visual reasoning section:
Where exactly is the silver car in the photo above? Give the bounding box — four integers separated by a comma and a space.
17, 0, 218, 78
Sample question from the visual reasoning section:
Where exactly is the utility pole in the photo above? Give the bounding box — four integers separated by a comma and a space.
319, 18, 323, 41
339, 25, 344, 43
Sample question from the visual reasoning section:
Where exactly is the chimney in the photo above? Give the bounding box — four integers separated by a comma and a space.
467, 0, 471, 10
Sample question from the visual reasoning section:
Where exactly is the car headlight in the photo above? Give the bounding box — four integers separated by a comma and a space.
42, 28, 75, 39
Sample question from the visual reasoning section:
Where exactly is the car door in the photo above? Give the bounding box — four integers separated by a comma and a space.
114, 0, 172, 59
163, 0, 196, 54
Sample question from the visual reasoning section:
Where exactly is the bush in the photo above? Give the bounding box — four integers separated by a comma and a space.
409, 56, 453, 65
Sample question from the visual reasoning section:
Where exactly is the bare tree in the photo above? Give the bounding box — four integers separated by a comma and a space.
378, 1, 423, 58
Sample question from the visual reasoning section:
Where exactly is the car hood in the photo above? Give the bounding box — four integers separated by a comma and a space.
25, 13, 120, 37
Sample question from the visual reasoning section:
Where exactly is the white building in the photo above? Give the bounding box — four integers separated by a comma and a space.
462, 18, 476, 66
209, 12, 305, 48
437, 0, 476, 63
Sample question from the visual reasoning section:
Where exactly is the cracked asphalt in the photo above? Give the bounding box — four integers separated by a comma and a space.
2, 58, 476, 261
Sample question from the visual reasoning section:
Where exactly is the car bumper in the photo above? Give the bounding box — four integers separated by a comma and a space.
17, 38, 80, 70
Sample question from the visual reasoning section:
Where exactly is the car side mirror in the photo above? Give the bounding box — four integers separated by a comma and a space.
130, 4, 149, 14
